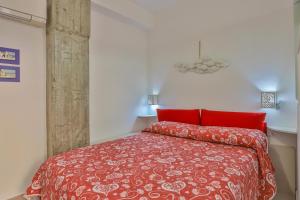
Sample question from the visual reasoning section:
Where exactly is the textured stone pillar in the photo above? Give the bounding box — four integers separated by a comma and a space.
47, 0, 90, 156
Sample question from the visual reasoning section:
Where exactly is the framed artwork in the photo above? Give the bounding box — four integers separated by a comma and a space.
0, 65, 20, 82
0, 47, 20, 65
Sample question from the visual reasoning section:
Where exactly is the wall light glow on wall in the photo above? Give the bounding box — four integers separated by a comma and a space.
261, 92, 278, 109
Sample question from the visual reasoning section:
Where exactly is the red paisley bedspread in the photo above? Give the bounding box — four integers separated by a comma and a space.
26, 121, 276, 200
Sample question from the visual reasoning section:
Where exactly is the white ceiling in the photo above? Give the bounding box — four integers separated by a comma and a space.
131, 0, 177, 12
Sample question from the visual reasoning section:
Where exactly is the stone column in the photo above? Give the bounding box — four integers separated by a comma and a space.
47, 0, 90, 156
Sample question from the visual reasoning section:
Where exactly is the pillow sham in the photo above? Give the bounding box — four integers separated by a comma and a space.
201, 109, 266, 132
157, 109, 201, 125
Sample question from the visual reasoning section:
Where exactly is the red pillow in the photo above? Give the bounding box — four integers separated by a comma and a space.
157, 109, 201, 125
201, 109, 266, 132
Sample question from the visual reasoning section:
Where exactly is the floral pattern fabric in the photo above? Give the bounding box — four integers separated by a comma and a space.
26, 121, 276, 200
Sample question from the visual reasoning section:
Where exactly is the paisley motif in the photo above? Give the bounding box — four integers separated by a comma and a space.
92, 183, 119, 196
106, 160, 126, 166
228, 181, 242, 200
155, 157, 176, 164
26, 121, 276, 200
266, 172, 276, 188
166, 170, 183, 177
105, 172, 123, 179
162, 181, 186, 194
54, 176, 64, 190
30, 180, 41, 190
75, 186, 86, 197
224, 168, 241, 176
144, 184, 153, 192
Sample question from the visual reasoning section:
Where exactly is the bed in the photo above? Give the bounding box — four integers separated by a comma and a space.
26, 120, 276, 200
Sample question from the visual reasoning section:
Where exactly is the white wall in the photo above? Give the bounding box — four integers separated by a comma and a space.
0, 18, 46, 199
0, 0, 297, 198
148, 0, 297, 129
0, 0, 46, 18
90, 5, 148, 144
91, 0, 154, 30
294, 1, 300, 199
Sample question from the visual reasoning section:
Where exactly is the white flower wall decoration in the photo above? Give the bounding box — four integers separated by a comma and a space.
174, 41, 229, 74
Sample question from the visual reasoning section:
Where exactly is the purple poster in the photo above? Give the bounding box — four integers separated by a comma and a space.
0, 65, 20, 82
0, 47, 20, 65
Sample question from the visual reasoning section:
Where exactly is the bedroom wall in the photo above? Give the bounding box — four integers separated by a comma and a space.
295, 1, 300, 199
148, 0, 297, 129
0, 1, 149, 197
0, 8, 46, 200
89, 4, 149, 144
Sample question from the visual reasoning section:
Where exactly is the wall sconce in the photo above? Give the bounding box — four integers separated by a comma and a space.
148, 94, 159, 105
261, 92, 278, 109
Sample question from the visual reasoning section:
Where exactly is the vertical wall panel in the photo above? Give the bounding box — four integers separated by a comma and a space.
47, 0, 90, 156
